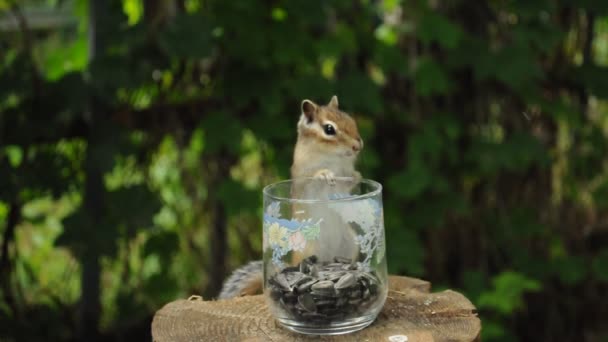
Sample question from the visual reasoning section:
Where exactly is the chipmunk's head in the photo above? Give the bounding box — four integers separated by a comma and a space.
297, 95, 363, 159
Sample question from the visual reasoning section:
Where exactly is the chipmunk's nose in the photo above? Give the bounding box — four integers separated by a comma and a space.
352, 138, 363, 152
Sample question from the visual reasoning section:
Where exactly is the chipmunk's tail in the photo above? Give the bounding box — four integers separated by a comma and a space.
218, 260, 263, 299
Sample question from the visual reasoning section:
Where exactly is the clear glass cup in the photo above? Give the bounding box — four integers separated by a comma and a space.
262, 177, 388, 335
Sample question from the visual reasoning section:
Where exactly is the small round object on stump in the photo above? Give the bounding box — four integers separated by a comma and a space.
152, 276, 480, 341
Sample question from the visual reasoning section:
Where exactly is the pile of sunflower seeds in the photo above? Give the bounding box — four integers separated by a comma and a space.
267, 255, 382, 323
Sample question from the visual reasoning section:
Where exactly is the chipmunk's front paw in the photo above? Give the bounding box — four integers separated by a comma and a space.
352, 171, 362, 183
313, 169, 336, 186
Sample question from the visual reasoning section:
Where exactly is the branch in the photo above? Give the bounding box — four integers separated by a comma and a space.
0, 201, 20, 278
8, 2, 33, 54
0, 201, 22, 316
582, 11, 595, 63
578, 10, 595, 112
9, 1, 42, 98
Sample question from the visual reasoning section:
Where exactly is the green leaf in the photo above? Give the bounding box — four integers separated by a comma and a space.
271, 7, 288, 22
593, 181, 608, 211
462, 270, 488, 301
373, 44, 408, 76
202, 113, 243, 155
160, 14, 213, 59
477, 271, 541, 315
123, 0, 143, 25
57, 185, 160, 257
467, 133, 548, 176
553, 256, 587, 286
512, 25, 563, 53
417, 12, 464, 49
592, 249, 608, 283
106, 185, 162, 229
217, 179, 260, 216
561, 0, 608, 15
43, 36, 88, 81
388, 163, 431, 200
337, 72, 383, 114
413, 57, 452, 96
143, 231, 179, 265
481, 319, 507, 340
474, 45, 543, 91
574, 64, 608, 99
4, 145, 23, 168
386, 228, 425, 276
56, 208, 91, 255
375, 25, 398, 46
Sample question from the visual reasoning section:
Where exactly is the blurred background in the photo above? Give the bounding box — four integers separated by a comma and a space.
1, 0, 607, 341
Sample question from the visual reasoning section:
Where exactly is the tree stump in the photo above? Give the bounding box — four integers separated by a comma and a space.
152, 276, 480, 341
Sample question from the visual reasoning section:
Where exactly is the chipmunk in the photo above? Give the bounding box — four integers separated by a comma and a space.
218, 95, 363, 299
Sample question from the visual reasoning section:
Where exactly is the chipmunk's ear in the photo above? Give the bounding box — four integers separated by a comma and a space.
328, 95, 339, 109
301, 99, 318, 123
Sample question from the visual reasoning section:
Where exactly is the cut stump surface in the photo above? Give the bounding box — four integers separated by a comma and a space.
152, 276, 480, 341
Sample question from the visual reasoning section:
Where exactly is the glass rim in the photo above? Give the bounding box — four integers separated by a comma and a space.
262, 177, 382, 203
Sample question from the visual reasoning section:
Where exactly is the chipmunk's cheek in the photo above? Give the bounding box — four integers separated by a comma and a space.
343, 149, 356, 157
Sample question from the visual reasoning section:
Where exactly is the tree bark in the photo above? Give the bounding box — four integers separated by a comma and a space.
207, 200, 227, 297
578, 10, 595, 113
0, 201, 21, 317
77, 108, 105, 341
202, 150, 238, 298
76, 0, 108, 339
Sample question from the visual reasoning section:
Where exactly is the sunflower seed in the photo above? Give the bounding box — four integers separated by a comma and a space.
298, 294, 317, 312
335, 273, 357, 290
267, 255, 383, 324
311, 280, 335, 293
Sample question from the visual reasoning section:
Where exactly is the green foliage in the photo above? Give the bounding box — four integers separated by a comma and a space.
592, 249, 608, 283
478, 271, 541, 315
160, 14, 212, 59
576, 64, 608, 99
417, 12, 463, 49
414, 57, 452, 96
1, 0, 608, 341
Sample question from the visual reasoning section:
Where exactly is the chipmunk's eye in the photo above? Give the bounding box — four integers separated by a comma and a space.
323, 124, 336, 136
